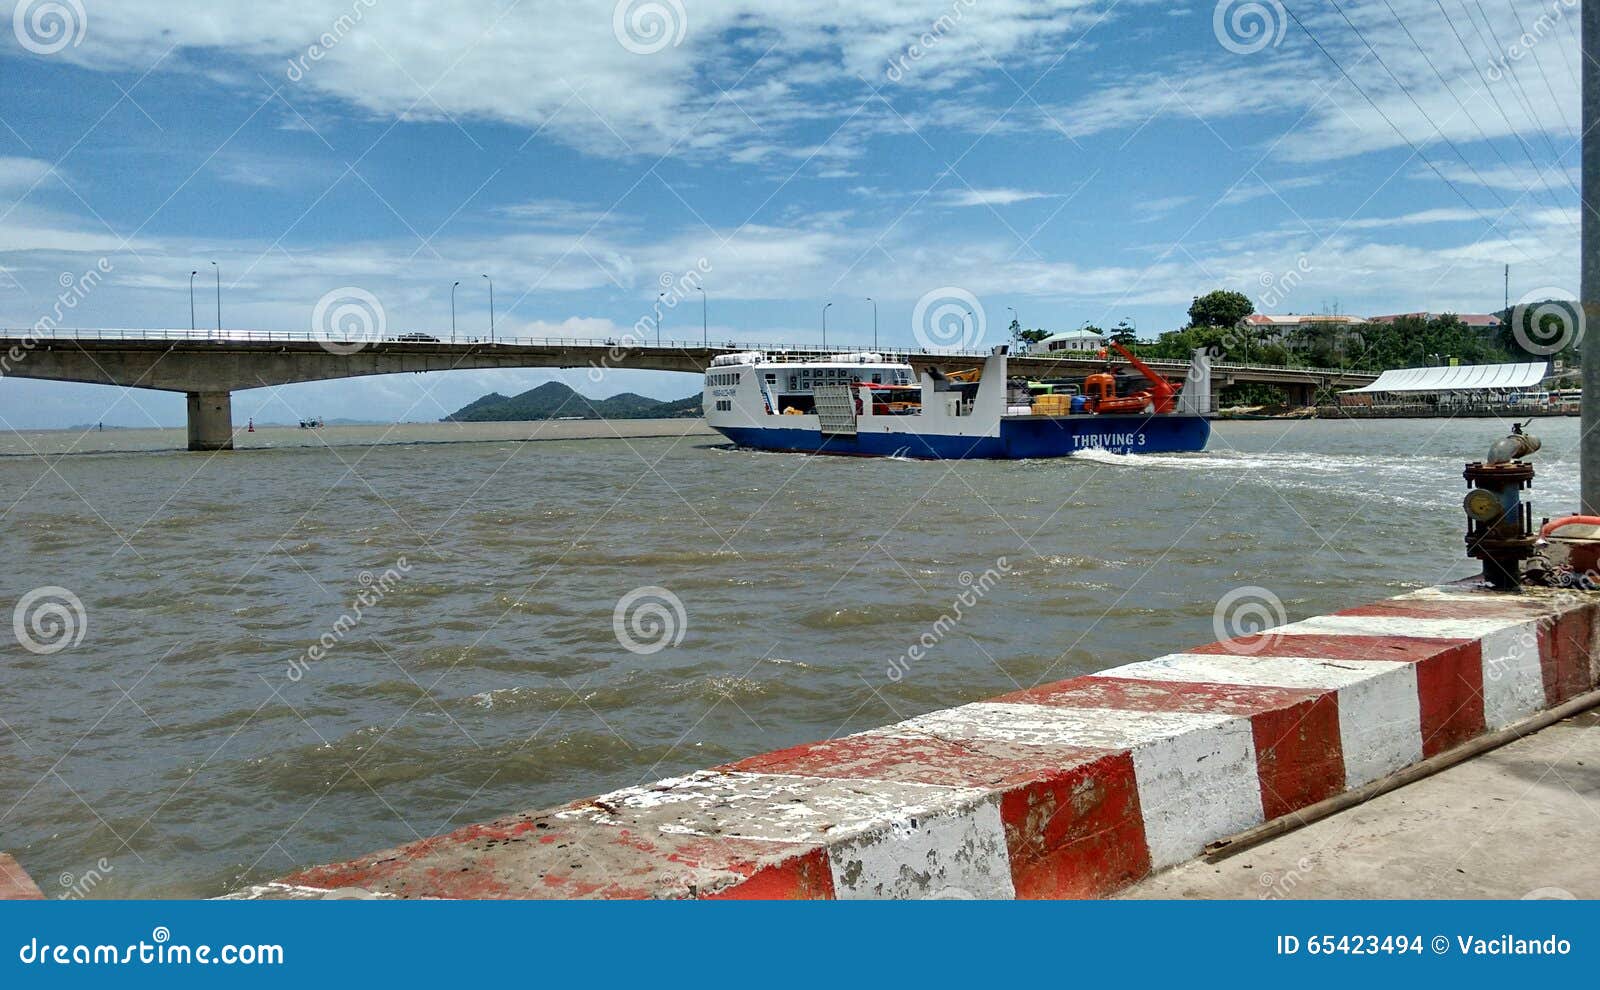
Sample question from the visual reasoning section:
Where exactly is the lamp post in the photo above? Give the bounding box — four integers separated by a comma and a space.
1582, 0, 1599, 513
189, 271, 198, 333
481, 274, 494, 342
451, 281, 460, 343
822, 301, 832, 349
211, 261, 220, 337
656, 292, 664, 345
867, 297, 877, 350
696, 286, 707, 347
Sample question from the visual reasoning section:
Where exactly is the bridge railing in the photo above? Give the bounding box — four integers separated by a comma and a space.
0, 328, 1034, 360
0, 328, 1374, 379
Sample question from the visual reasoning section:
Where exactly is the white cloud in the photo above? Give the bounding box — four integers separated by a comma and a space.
48, 0, 1131, 164
941, 187, 1057, 207
1219, 175, 1325, 207
1130, 195, 1193, 222
1340, 208, 1487, 230
0, 157, 55, 195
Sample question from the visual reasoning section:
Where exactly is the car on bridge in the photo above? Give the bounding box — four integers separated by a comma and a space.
393, 332, 440, 343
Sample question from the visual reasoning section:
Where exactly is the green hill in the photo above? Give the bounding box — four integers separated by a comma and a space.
442, 382, 702, 422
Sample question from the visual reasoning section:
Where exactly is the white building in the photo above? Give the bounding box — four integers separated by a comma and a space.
1027, 329, 1106, 354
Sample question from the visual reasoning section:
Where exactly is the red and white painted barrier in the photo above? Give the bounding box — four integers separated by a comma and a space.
252, 583, 1598, 900
0, 853, 44, 900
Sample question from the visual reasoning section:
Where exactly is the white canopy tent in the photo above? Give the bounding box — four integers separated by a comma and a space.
1342, 362, 1550, 395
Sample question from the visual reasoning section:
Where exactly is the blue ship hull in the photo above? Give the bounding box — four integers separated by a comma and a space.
714, 414, 1210, 459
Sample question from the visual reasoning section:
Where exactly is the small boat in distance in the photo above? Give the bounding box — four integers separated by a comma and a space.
702, 342, 1212, 459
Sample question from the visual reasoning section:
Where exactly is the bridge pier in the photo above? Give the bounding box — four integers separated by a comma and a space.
186, 390, 234, 451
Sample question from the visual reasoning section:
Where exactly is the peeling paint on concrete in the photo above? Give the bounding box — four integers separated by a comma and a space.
557, 771, 987, 845
886, 701, 1240, 751
1479, 624, 1547, 727
827, 796, 1015, 900
1125, 716, 1264, 869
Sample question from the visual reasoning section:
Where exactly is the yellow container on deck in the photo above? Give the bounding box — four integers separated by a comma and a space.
1033, 395, 1071, 415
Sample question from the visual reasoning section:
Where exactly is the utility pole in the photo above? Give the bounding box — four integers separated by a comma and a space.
1584, 0, 1600, 514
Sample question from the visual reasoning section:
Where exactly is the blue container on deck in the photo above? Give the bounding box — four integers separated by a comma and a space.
1070, 395, 1089, 414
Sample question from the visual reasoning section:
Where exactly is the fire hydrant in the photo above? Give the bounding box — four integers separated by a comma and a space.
1463, 424, 1539, 590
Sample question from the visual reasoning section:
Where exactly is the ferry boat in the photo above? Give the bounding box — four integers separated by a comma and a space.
701, 342, 1211, 459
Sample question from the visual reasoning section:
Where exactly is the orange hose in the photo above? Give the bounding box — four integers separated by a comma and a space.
1540, 515, 1600, 537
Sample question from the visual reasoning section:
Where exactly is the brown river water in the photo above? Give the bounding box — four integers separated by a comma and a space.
0, 415, 1580, 897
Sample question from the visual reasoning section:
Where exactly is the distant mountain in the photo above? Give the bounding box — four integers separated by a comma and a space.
442, 381, 702, 422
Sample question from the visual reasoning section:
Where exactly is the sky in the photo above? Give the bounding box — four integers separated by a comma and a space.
0, 0, 1583, 428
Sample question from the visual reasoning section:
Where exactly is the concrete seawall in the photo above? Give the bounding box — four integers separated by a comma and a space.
237, 582, 1599, 900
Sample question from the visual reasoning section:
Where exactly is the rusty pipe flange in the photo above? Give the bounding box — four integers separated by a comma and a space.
1464, 461, 1535, 485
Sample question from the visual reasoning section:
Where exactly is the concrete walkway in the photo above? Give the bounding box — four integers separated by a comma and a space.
1123, 710, 1600, 900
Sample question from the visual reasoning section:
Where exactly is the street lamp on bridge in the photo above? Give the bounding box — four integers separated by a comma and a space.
451, 281, 460, 343
189, 271, 197, 333
210, 261, 220, 337
696, 286, 707, 346
866, 297, 877, 350
481, 274, 494, 343
822, 301, 832, 348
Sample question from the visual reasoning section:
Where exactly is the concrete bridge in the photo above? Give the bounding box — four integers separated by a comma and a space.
0, 329, 1376, 450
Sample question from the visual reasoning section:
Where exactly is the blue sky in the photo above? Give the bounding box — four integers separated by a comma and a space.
0, 0, 1581, 427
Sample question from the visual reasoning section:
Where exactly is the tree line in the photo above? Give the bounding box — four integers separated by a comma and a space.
1008, 289, 1581, 374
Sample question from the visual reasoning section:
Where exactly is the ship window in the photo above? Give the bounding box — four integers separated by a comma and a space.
765, 374, 776, 383
871, 374, 881, 384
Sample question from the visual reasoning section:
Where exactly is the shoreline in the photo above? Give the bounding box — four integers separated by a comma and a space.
0, 418, 718, 457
